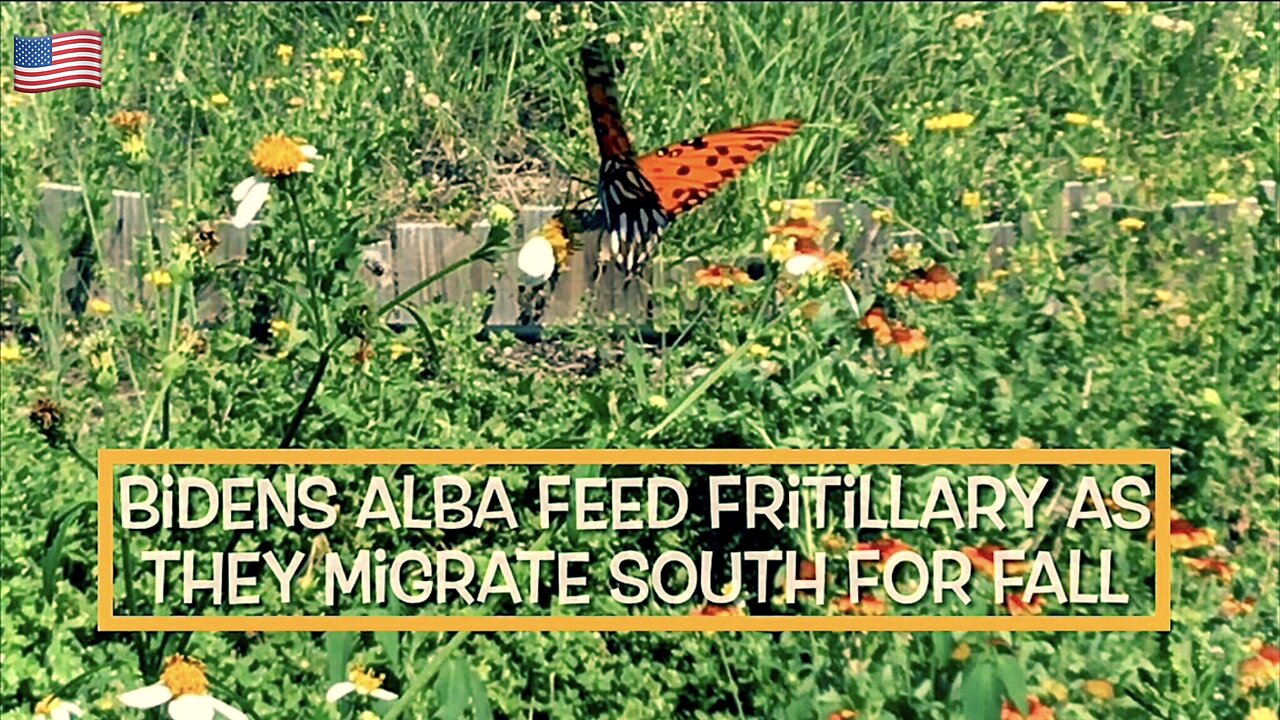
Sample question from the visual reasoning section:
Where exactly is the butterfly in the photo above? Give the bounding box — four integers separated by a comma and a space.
581, 42, 801, 277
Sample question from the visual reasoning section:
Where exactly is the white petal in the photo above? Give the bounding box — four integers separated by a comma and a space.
325, 682, 357, 703
231, 176, 258, 202
120, 683, 174, 709
371, 688, 399, 701
55, 703, 84, 720
232, 180, 271, 229
839, 281, 860, 316
517, 235, 556, 286
298, 161, 315, 174
36, 714, 48, 720
784, 253, 823, 276
208, 697, 249, 720
168, 694, 216, 720
300, 145, 319, 159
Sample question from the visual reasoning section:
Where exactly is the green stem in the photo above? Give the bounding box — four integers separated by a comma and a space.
383, 633, 471, 720
284, 182, 327, 344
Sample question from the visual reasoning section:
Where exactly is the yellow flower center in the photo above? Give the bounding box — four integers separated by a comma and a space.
160, 655, 210, 697
349, 667, 385, 695
35, 695, 63, 714
251, 134, 309, 178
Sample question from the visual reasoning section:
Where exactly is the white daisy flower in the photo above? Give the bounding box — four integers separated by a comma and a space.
326, 666, 399, 704
783, 252, 824, 277
517, 233, 557, 286
34, 695, 83, 720
119, 655, 248, 720
231, 134, 320, 229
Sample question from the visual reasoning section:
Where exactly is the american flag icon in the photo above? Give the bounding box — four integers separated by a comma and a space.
13, 30, 103, 94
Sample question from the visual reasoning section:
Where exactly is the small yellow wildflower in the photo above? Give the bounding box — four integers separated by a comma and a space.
953, 12, 984, 30
389, 343, 411, 361
121, 134, 147, 161
1040, 679, 1070, 703
1064, 112, 1091, 126
345, 48, 366, 63
766, 236, 795, 263
1118, 217, 1145, 232
951, 643, 971, 662
488, 203, 515, 224
961, 191, 981, 209
768, 199, 784, 213
789, 199, 816, 220
117, 2, 144, 16
108, 110, 149, 133
355, 14, 375, 24
1151, 14, 1195, 35
1247, 708, 1278, 720
604, 32, 622, 45
889, 131, 912, 147
1101, 2, 1131, 15
525, 8, 542, 22
209, 92, 230, 107
1175, 314, 1192, 328
870, 208, 893, 224
647, 395, 669, 410
270, 319, 292, 338
276, 44, 294, 64
144, 269, 173, 288
424, 93, 442, 108
1205, 191, 1231, 204
1080, 156, 1107, 174
327, 666, 399, 704
923, 112, 975, 132
1035, 2, 1072, 15
748, 343, 770, 359
1083, 679, 1115, 701
328, 69, 345, 84
976, 280, 998, 294
0, 343, 21, 363
541, 217, 572, 268
88, 298, 113, 317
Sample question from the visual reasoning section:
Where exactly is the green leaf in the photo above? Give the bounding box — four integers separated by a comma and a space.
325, 632, 357, 683
962, 661, 1002, 720
996, 656, 1029, 716
434, 657, 470, 719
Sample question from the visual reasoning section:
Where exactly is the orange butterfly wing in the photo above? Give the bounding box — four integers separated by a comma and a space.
636, 120, 802, 217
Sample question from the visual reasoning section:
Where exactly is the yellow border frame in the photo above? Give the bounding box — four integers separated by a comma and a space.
97, 448, 1172, 632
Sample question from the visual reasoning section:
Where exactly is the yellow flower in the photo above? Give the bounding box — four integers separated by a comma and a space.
1117, 217, 1145, 232
1151, 14, 1195, 35
647, 395, 669, 410
116, 2, 144, 16
604, 32, 622, 45
1083, 679, 1115, 701
327, 666, 399, 704
767, 199, 784, 213
789, 199, 817, 221
270, 319, 291, 338
1040, 679, 1069, 703
1080, 156, 1107, 174
345, 48, 366, 63
424, 92, 442, 108
976, 280, 998, 294
924, 112, 976, 132
0, 343, 21, 363
525, 8, 542, 22
488, 203, 515, 224
1064, 112, 1091, 126
288, 96, 305, 108
389, 343, 411, 361
34, 694, 84, 720
953, 12, 984, 29
250, 134, 317, 178
871, 208, 893, 224
889, 131, 911, 147
1101, 2, 1131, 15
327, 69, 345, 84
88, 298, 113, 317
1153, 289, 1173, 304
766, 236, 795, 263
1247, 709, 1278, 720
144, 269, 173, 288
951, 643, 971, 662
276, 44, 294, 64
121, 134, 147, 161
748, 343, 770, 359
355, 14, 375, 24
1035, 2, 1072, 15
1174, 314, 1192, 328
1205, 191, 1231, 204
209, 92, 230, 107
962, 191, 981, 209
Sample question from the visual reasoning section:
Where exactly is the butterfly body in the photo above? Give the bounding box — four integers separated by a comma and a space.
581, 42, 800, 277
